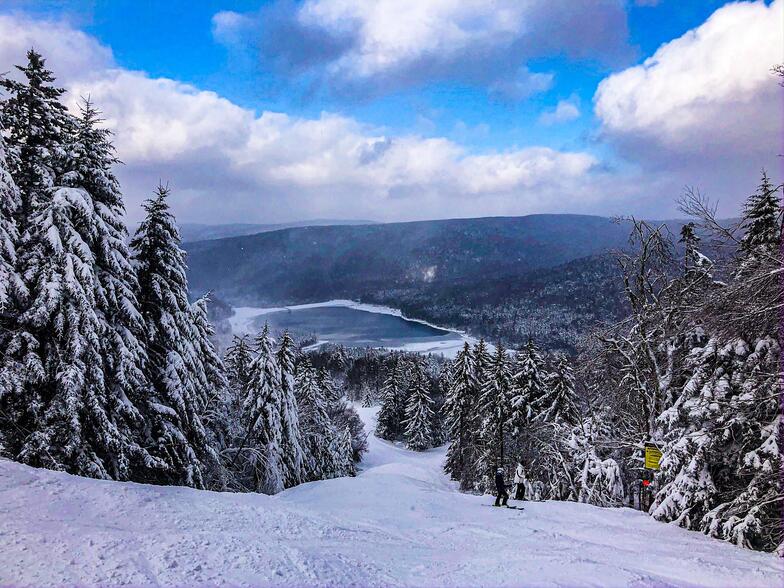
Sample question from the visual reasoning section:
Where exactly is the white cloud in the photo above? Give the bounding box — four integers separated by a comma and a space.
0, 14, 607, 223
0, 14, 113, 81
538, 96, 581, 126
595, 0, 782, 153
214, 0, 630, 98
593, 0, 783, 214
298, 0, 532, 79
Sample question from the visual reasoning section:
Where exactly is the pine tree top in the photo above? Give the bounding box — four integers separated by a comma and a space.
741, 170, 781, 252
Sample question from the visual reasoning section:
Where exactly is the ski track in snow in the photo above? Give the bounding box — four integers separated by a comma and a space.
229, 301, 479, 359
1, 407, 781, 587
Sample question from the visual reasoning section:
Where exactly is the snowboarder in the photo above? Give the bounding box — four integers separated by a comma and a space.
494, 467, 509, 507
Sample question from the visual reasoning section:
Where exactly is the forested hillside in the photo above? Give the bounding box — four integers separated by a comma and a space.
185, 215, 651, 350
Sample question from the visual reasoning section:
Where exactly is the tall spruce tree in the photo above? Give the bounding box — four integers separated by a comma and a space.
240, 324, 285, 493
740, 171, 780, 255
510, 339, 547, 432
317, 367, 340, 405
536, 354, 580, 425
189, 296, 230, 431
224, 334, 254, 435
225, 335, 254, 393
296, 359, 336, 481
1, 94, 159, 480
376, 358, 406, 440
276, 331, 306, 487
63, 99, 155, 477
443, 342, 478, 487
131, 185, 213, 488
473, 338, 493, 384
9, 184, 147, 479
331, 426, 356, 478
403, 359, 434, 451
0, 49, 71, 224
478, 343, 512, 477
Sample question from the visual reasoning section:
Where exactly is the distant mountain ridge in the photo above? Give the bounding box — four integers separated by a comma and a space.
185, 214, 661, 350
185, 214, 631, 301
131, 219, 377, 243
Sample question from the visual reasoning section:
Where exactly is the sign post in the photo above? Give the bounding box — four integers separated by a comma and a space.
640, 442, 662, 511
644, 443, 662, 471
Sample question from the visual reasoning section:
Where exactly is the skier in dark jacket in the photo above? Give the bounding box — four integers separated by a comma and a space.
494, 467, 509, 507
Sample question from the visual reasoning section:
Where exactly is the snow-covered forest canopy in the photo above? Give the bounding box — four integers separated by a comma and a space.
0, 50, 366, 495
0, 47, 781, 586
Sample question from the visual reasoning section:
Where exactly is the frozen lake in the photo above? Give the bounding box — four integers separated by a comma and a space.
229, 300, 472, 357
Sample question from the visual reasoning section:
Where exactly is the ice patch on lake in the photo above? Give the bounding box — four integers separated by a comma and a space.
229, 299, 479, 358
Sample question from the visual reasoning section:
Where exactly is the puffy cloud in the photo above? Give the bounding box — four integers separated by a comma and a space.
596, 0, 781, 149
593, 0, 783, 213
0, 14, 608, 223
0, 14, 113, 81
538, 96, 581, 126
215, 0, 631, 98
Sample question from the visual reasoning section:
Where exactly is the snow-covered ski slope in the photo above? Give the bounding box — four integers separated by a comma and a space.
1, 407, 781, 587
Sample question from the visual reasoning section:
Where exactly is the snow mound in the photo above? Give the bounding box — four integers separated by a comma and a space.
1, 407, 781, 587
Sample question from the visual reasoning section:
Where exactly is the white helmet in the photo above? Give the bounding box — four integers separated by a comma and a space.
496, 467, 504, 473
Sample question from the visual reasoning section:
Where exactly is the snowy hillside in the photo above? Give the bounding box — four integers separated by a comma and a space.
1, 407, 780, 587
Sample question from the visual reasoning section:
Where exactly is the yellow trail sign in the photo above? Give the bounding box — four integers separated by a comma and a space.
645, 444, 662, 470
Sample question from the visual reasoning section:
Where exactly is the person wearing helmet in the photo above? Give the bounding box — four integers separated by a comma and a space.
494, 466, 509, 507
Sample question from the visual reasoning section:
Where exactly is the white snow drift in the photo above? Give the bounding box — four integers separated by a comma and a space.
1, 407, 781, 587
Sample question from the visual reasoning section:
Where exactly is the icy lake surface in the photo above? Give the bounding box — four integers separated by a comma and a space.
229, 300, 473, 357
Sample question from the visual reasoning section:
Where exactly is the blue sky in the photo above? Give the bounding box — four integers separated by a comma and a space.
0, 1, 780, 223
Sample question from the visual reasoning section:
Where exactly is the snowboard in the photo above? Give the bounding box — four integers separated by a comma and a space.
484, 504, 524, 511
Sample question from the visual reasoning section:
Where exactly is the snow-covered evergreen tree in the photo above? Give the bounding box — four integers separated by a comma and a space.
317, 366, 340, 405
1, 95, 161, 481
331, 426, 356, 477
473, 338, 492, 385
0, 132, 21, 315
509, 339, 547, 432
225, 335, 254, 393
403, 359, 434, 451
0, 133, 22, 457
0, 49, 71, 224
566, 414, 625, 506
9, 184, 148, 478
653, 336, 782, 552
130, 185, 213, 488
739, 171, 780, 257
240, 324, 285, 494
222, 334, 254, 447
295, 359, 336, 481
276, 331, 306, 487
189, 296, 230, 429
443, 342, 478, 487
478, 343, 512, 476
376, 358, 406, 440
536, 354, 580, 425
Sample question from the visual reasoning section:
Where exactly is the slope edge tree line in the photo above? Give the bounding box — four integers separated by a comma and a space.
424, 174, 781, 555
0, 50, 366, 494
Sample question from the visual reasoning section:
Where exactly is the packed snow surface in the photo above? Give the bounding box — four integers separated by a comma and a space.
1, 407, 781, 587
